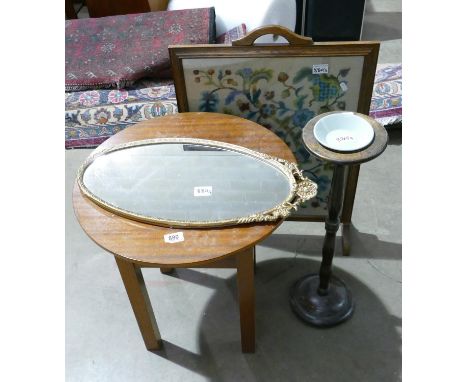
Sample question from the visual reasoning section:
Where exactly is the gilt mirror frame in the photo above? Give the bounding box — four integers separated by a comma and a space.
169, 27, 379, 253
77, 138, 317, 228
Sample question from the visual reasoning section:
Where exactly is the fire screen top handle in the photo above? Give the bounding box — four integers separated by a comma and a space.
231, 25, 314, 46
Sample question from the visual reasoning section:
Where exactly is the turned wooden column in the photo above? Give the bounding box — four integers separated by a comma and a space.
318, 164, 346, 294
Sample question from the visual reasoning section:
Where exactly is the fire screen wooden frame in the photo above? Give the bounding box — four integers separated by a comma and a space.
169, 25, 379, 255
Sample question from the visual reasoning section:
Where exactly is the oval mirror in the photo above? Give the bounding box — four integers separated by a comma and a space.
77, 138, 317, 228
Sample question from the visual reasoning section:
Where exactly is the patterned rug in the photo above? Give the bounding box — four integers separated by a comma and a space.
65, 79, 178, 148
369, 63, 402, 126
65, 63, 402, 149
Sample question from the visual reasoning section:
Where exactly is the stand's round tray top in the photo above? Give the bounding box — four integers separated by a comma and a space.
73, 113, 297, 267
302, 111, 388, 165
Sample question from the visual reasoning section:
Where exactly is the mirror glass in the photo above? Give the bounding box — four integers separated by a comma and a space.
81, 141, 293, 225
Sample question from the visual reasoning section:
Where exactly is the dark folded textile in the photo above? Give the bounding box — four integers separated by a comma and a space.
65, 8, 215, 91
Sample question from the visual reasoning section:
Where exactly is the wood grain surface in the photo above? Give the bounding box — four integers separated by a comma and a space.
73, 112, 296, 267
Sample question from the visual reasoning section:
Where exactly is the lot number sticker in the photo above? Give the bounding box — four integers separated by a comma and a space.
164, 232, 184, 244
312, 64, 329, 74
194, 186, 213, 196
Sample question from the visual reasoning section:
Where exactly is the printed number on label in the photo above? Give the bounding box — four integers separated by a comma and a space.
312, 64, 329, 74
194, 186, 213, 197
164, 232, 184, 243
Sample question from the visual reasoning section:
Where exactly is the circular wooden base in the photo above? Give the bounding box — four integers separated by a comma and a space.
290, 274, 354, 327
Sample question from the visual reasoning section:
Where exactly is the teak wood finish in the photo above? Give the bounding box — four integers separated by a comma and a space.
73, 112, 296, 353
169, 25, 380, 256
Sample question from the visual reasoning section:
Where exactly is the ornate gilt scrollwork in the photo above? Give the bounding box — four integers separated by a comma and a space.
236, 156, 317, 224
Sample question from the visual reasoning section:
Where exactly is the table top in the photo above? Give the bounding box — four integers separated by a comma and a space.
73, 112, 296, 267
302, 111, 388, 165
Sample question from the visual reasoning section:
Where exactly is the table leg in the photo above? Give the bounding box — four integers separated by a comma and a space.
236, 247, 255, 353
341, 164, 360, 256
341, 223, 351, 257
160, 267, 174, 274
115, 256, 162, 350
289, 165, 354, 327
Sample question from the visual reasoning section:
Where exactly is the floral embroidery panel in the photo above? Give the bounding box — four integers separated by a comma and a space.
182, 57, 364, 214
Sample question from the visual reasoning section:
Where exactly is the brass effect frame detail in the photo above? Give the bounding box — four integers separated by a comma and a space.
77, 138, 318, 228
236, 156, 317, 224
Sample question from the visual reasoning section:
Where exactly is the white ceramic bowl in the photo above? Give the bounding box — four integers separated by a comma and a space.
313, 112, 375, 152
